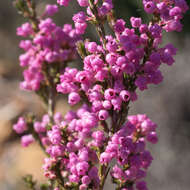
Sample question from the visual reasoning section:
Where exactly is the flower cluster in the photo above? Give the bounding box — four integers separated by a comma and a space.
42, 112, 157, 190
13, 0, 189, 189
57, 0, 113, 17
56, 2, 184, 120
107, 114, 157, 189
143, 0, 189, 32
13, 107, 157, 189
17, 5, 80, 91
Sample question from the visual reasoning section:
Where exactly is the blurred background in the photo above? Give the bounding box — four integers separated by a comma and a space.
0, 0, 190, 189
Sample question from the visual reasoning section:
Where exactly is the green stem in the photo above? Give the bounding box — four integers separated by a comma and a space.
48, 87, 55, 123
26, 0, 39, 31
88, 0, 107, 50
99, 166, 111, 189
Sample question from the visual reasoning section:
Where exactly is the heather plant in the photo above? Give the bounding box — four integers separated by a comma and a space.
13, 0, 189, 189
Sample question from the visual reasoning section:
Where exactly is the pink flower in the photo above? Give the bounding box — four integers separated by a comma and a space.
13, 117, 27, 134
45, 4, 58, 16
21, 134, 34, 147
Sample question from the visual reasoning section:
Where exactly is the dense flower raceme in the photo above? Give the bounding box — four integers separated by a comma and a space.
13, 109, 157, 189
17, 5, 81, 91
56, 0, 189, 108
13, 0, 189, 189
56, 21, 179, 111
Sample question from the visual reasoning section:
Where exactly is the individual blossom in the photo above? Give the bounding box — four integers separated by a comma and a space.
21, 134, 35, 147
13, 117, 27, 134
45, 4, 58, 16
